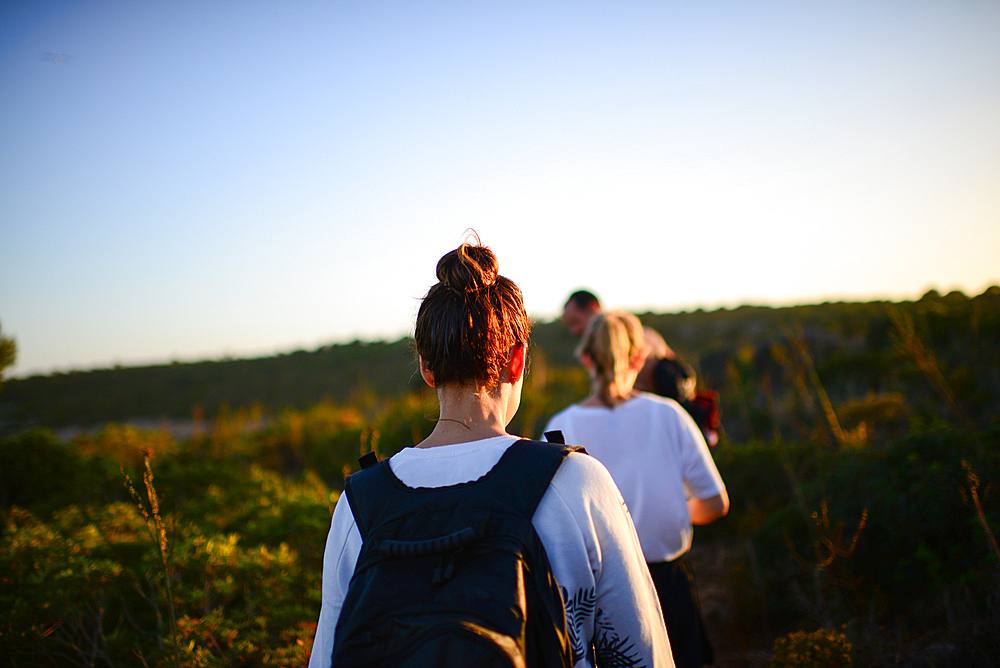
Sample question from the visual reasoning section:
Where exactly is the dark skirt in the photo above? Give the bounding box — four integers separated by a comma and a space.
647, 558, 714, 668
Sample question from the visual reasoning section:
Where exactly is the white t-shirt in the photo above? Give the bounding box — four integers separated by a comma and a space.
545, 393, 726, 563
308, 435, 674, 668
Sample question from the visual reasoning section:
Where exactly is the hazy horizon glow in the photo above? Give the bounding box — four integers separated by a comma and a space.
2, 1, 998, 378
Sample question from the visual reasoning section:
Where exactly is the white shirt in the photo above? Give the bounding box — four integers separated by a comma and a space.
545, 393, 726, 563
308, 435, 674, 668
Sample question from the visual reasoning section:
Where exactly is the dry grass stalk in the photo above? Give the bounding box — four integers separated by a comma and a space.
962, 459, 1000, 564
888, 306, 973, 430
122, 449, 180, 668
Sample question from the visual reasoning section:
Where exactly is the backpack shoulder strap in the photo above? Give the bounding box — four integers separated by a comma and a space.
344, 460, 398, 540
481, 439, 583, 518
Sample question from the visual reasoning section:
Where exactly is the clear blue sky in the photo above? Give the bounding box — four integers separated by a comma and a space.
2, 0, 998, 378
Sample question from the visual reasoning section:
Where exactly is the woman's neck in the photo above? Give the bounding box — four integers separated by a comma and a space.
582, 384, 640, 408
416, 384, 511, 448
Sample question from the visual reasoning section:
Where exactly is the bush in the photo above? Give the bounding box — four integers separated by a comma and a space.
771, 627, 852, 667
0, 429, 124, 519
0, 447, 330, 667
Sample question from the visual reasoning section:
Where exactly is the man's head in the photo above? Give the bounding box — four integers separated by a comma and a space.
562, 290, 601, 336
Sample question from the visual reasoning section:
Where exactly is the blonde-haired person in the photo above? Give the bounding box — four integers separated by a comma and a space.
309, 240, 673, 667
545, 310, 729, 668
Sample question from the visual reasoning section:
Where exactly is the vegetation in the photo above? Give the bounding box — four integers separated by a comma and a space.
771, 627, 852, 668
1, 286, 998, 666
0, 321, 15, 392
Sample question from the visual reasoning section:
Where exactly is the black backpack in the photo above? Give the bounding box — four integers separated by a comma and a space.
330, 438, 580, 668
651, 356, 722, 445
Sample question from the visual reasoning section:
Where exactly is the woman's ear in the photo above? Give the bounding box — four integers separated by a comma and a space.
419, 356, 435, 387
578, 351, 594, 372
629, 349, 647, 372
508, 343, 527, 383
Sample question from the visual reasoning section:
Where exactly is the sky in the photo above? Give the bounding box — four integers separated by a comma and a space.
2, 0, 998, 379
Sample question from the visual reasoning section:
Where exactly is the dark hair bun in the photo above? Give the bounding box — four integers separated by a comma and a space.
435, 243, 499, 293
416, 236, 530, 388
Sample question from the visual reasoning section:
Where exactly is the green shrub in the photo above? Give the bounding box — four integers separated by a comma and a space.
0, 429, 124, 519
0, 453, 329, 667
771, 627, 852, 667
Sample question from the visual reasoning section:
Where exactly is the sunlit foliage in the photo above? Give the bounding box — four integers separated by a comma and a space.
1, 288, 999, 665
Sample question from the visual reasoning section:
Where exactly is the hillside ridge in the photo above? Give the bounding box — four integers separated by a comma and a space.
2, 287, 997, 438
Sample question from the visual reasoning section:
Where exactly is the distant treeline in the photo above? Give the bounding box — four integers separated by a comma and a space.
2, 286, 998, 443
0, 339, 425, 432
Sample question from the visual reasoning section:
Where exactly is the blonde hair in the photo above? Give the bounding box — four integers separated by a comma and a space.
577, 310, 645, 407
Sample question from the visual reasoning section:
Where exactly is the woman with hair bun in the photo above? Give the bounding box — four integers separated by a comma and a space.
308, 236, 673, 668
545, 310, 728, 668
